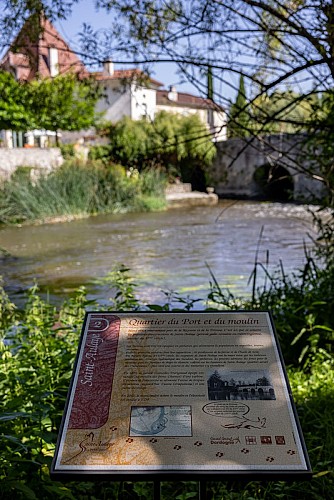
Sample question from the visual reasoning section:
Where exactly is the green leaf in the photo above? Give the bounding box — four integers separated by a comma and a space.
298, 345, 309, 364
0, 434, 28, 450
314, 325, 334, 332
313, 470, 331, 477
0, 411, 31, 421
147, 304, 165, 311
291, 328, 307, 346
11, 482, 38, 499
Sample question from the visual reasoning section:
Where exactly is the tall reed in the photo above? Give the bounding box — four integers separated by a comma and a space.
0, 160, 167, 225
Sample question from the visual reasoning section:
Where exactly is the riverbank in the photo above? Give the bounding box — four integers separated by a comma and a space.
165, 182, 219, 208
0, 160, 167, 226
0, 159, 222, 227
1, 194, 218, 227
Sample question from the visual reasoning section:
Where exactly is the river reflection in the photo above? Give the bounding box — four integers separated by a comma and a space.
0, 201, 317, 306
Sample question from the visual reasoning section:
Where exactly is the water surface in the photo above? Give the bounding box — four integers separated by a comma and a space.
0, 201, 317, 306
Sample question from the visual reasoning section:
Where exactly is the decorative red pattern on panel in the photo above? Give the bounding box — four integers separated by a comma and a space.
68, 314, 121, 429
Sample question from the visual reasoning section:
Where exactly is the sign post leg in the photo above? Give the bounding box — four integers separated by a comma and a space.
199, 480, 207, 500
153, 480, 161, 500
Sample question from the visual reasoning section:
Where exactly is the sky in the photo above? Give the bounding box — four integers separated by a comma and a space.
52, 0, 325, 108
55, 0, 204, 96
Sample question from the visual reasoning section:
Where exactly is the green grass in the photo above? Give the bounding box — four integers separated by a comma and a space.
0, 160, 167, 225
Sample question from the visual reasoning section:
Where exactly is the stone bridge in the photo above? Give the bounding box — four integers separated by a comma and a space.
210, 134, 325, 202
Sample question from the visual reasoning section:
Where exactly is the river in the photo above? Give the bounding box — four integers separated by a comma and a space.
0, 200, 318, 307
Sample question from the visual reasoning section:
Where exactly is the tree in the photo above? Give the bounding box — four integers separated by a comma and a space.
0, 71, 35, 130
108, 116, 151, 166
75, 0, 334, 257
30, 74, 100, 145
0, 71, 100, 144
256, 376, 270, 386
305, 90, 334, 245
2, 2, 334, 203
3, 2, 334, 140
86, 2, 334, 95
250, 90, 314, 135
228, 75, 250, 138
107, 111, 216, 188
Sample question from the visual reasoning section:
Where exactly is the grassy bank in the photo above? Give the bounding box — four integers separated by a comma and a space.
0, 260, 333, 499
0, 160, 167, 225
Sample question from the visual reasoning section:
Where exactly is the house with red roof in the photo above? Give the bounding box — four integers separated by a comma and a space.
0, 17, 87, 82
93, 62, 163, 123
0, 16, 227, 147
156, 87, 227, 142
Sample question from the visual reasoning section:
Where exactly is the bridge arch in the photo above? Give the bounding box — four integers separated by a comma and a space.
253, 163, 294, 201
212, 136, 326, 201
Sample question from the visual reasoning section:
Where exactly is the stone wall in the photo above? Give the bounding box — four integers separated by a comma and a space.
0, 148, 63, 180
165, 182, 192, 194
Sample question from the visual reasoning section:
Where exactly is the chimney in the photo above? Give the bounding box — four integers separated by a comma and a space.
103, 60, 114, 76
168, 85, 178, 102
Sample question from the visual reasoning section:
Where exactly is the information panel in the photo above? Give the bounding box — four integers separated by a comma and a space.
51, 311, 312, 479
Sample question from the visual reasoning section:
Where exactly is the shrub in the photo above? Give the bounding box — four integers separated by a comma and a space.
87, 144, 112, 161
108, 111, 216, 188
60, 144, 76, 160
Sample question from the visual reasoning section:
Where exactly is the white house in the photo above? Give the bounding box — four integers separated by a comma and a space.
92, 62, 227, 141
94, 62, 162, 123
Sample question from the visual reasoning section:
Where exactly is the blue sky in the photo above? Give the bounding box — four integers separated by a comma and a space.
55, 0, 202, 95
